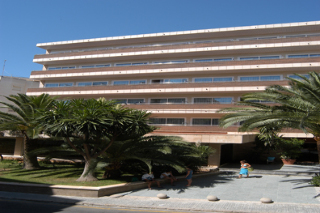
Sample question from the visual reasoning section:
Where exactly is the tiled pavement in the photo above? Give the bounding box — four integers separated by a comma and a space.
0, 163, 319, 212
127, 172, 320, 204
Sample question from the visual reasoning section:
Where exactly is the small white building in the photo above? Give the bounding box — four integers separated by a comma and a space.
0, 76, 39, 155
0, 76, 39, 113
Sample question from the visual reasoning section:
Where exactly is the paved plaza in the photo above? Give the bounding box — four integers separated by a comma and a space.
0, 164, 319, 212
126, 173, 320, 204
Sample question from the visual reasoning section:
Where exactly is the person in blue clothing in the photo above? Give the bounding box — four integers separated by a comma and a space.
185, 167, 193, 186
238, 160, 251, 178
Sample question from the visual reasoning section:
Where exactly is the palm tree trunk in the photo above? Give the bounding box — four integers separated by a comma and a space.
23, 137, 40, 170
314, 136, 320, 164
77, 158, 98, 181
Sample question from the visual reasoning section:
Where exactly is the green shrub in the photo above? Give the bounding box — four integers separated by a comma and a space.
310, 175, 320, 186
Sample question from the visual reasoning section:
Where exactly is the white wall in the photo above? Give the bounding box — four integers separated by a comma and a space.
0, 76, 39, 113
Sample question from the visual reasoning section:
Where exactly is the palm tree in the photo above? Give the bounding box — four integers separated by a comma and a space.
219, 72, 320, 162
41, 98, 155, 181
0, 94, 55, 169
102, 135, 209, 178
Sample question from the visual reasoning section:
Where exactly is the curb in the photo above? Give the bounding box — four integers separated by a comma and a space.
0, 169, 219, 198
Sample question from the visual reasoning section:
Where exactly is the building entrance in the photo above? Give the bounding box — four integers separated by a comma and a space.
220, 144, 233, 165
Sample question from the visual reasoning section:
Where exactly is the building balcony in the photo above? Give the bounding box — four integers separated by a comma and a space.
36, 21, 320, 51
33, 39, 320, 66
29, 57, 320, 81
26, 80, 289, 98
34, 36, 320, 59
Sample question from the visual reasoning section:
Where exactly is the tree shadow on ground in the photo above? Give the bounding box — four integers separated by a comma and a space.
131, 172, 240, 194
279, 177, 314, 189
0, 192, 84, 213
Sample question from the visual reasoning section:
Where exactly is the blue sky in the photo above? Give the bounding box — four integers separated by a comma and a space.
0, 0, 319, 78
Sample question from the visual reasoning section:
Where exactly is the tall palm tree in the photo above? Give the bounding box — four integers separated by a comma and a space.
219, 72, 320, 162
41, 98, 155, 181
0, 94, 55, 169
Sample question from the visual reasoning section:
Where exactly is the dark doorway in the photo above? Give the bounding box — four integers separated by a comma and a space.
220, 144, 233, 165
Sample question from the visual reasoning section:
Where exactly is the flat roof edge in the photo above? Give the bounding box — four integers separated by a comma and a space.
36, 20, 320, 48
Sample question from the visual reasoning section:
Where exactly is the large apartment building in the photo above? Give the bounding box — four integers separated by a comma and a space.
27, 21, 320, 165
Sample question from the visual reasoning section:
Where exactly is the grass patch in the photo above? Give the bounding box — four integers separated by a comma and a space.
0, 160, 130, 187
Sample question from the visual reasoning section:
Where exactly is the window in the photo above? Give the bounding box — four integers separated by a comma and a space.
213, 77, 233, 82
213, 58, 233, 61
132, 62, 148, 66
194, 59, 213, 62
149, 118, 166, 125
167, 98, 185, 104
240, 76, 260, 82
127, 99, 144, 104
288, 74, 310, 80
194, 98, 212, 104
151, 79, 164, 84
212, 119, 220, 126
96, 64, 111, 67
167, 118, 184, 125
45, 83, 73, 88
240, 76, 281, 82
194, 97, 232, 104
150, 99, 167, 104
260, 76, 281, 81
81, 64, 110, 68
48, 66, 75, 70
164, 79, 188, 83
130, 80, 146, 85
239, 57, 259, 61
153, 60, 188, 64
93, 81, 108, 86
150, 98, 185, 104
171, 60, 188, 64
59, 83, 73, 87
192, 119, 211, 126
45, 83, 59, 88
114, 99, 127, 104
115, 63, 131, 67
78, 82, 92, 87
260, 56, 280, 60
257, 36, 277, 40
287, 54, 308, 58
194, 78, 212, 83
149, 118, 184, 125
81, 65, 95, 68
213, 97, 233, 104
310, 54, 320, 57
286, 34, 306, 38
62, 66, 76, 69
113, 81, 129, 85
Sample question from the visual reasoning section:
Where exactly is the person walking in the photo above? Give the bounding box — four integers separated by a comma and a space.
238, 160, 251, 178
185, 167, 193, 187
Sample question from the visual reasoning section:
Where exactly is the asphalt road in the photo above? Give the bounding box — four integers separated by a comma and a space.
0, 199, 224, 213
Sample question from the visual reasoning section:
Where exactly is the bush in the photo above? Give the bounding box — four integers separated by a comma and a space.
276, 138, 304, 159
310, 175, 320, 186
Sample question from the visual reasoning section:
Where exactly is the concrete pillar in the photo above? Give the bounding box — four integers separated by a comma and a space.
13, 137, 24, 156
207, 144, 221, 166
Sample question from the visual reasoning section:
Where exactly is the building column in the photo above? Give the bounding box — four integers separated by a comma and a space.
207, 144, 221, 167
13, 137, 24, 156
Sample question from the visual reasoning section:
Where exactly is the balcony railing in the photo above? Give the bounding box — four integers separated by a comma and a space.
46, 33, 320, 55
43, 78, 290, 88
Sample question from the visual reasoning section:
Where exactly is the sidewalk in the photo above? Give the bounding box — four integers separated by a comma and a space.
0, 171, 319, 212
0, 189, 319, 213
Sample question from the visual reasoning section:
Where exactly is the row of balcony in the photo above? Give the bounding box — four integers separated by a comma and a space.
30, 57, 320, 77
35, 35, 320, 59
